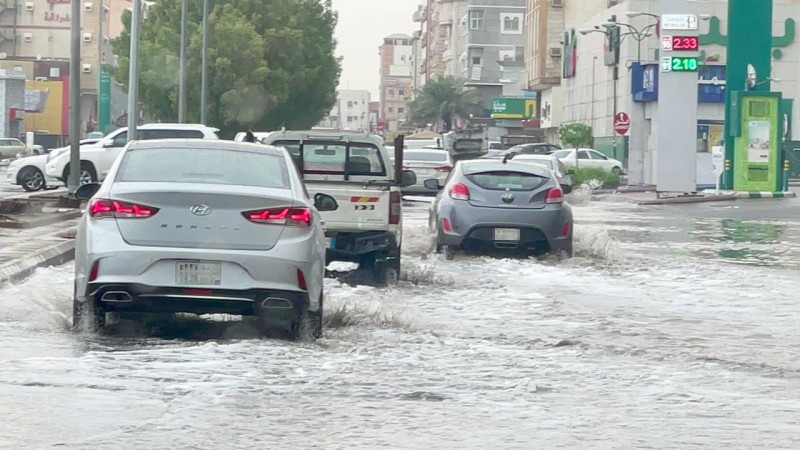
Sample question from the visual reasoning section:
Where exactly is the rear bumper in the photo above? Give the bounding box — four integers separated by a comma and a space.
88, 282, 308, 317
326, 230, 399, 262
436, 206, 572, 252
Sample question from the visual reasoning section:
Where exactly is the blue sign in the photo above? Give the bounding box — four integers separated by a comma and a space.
631, 63, 727, 103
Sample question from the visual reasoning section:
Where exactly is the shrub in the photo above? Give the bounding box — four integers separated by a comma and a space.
567, 166, 621, 189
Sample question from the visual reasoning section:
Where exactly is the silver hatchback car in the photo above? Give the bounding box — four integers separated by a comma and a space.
72, 140, 338, 339
425, 159, 573, 259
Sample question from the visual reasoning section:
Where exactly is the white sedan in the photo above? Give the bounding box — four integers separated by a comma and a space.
551, 148, 625, 174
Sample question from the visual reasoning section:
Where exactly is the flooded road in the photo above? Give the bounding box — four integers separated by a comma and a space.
1, 197, 799, 449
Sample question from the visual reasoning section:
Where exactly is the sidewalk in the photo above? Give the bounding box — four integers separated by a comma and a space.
592, 186, 796, 205
0, 216, 78, 286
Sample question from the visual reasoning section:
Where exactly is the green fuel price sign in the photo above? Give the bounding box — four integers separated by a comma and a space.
660, 56, 699, 73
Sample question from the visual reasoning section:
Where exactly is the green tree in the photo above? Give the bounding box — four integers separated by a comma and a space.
558, 123, 593, 148
111, 0, 341, 137
408, 76, 482, 132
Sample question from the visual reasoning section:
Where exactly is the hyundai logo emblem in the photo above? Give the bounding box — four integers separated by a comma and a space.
501, 193, 514, 203
190, 204, 212, 216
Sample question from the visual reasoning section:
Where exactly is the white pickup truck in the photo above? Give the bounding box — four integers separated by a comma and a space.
261, 130, 416, 284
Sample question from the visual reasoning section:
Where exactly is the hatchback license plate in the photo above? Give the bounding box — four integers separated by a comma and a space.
494, 228, 520, 241
175, 261, 221, 285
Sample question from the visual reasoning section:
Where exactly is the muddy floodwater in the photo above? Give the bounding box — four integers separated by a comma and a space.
1, 198, 799, 449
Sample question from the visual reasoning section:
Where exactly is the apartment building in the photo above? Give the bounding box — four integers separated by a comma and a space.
379, 33, 414, 133
0, 0, 111, 137
462, 0, 527, 112
317, 89, 372, 131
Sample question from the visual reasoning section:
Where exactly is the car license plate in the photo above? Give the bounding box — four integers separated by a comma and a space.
175, 261, 221, 285
326, 237, 336, 249
494, 228, 520, 241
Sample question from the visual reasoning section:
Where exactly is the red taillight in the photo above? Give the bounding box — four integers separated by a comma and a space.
243, 207, 312, 227
184, 288, 212, 296
433, 165, 452, 172
442, 217, 452, 232
562, 222, 571, 237
546, 187, 564, 204
88, 260, 99, 282
389, 191, 401, 225
89, 199, 158, 218
297, 268, 307, 290
448, 183, 470, 201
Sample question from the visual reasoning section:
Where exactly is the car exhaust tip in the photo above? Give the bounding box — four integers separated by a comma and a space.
100, 291, 133, 303
260, 297, 293, 310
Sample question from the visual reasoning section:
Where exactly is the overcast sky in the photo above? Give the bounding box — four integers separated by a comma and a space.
330, 0, 422, 99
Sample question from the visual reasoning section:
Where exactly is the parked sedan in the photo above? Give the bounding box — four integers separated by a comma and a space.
552, 148, 625, 174
5, 154, 60, 191
402, 149, 453, 195
512, 154, 574, 192
426, 159, 573, 259
482, 143, 561, 160
72, 139, 337, 340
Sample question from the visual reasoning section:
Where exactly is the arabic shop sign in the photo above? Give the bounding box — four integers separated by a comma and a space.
44, 12, 71, 22
699, 16, 796, 60
491, 97, 538, 120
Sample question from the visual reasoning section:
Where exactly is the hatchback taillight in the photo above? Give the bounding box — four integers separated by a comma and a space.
448, 183, 470, 201
243, 207, 312, 227
389, 192, 401, 225
89, 199, 159, 219
434, 165, 452, 172
546, 187, 564, 204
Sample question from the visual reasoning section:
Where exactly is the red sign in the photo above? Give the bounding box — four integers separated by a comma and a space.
671, 36, 699, 51
614, 112, 630, 135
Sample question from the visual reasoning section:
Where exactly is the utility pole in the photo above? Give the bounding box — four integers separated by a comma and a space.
127, 0, 142, 140
178, 0, 188, 123
67, 0, 81, 193
200, 0, 210, 125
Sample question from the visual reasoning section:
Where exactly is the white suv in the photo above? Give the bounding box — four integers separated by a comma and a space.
45, 123, 219, 184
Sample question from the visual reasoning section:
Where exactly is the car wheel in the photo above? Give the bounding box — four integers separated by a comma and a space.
72, 296, 105, 332
63, 162, 97, 186
18, 166, 45, 191
442, 245, 455, 261
290, 302, 322, 341
611, 166, 622, 175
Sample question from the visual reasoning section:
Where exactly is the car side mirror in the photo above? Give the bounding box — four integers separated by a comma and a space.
561, 183, 573, 195
423, 179, 441, 190
102, 140, 115, 148
74, 182, 101, 201
314, 193, 338, 212
400, 169, 417, 187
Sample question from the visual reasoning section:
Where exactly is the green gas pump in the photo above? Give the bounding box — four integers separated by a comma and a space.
728, 91, 783, 192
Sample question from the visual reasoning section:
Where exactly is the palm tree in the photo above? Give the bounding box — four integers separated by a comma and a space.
409, 76, 482, 132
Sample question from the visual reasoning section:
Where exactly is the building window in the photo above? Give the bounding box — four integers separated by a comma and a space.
472, 56, 482, 65
470, 47, 484, 67
398, 107, 405, 114
389, 89, 395, 96
388, 107, 394, 112
347, 101, 353, 108
469, 10, 484, 30
500, 13, 523, 34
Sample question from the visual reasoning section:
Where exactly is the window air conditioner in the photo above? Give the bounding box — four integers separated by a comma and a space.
23, 33, 32, 42
82, 63, 92, 73
84, 2, 93, 11
550, 0, 563, 7
549, 47, 562, 57
24, 2, 33, 11
83, 32, 92, 42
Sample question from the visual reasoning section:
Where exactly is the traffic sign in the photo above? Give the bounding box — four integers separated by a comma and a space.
614, 112, 630, 135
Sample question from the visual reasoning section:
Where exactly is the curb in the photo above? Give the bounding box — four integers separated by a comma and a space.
735, 191, 797, 199
0, 209, 83, 229
636, 194, 737, 206
0, 239, 75, 287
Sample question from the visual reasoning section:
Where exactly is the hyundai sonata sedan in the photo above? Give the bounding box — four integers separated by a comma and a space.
72, 139, 337, 340
426, 159, 573, 259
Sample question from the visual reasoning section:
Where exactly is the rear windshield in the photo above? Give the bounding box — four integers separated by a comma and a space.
139, 129, 205, 139
272, 140, 386, 177
467, 171, 548, 191
404, 151, 448, 162
552, 150, 572, 159
116, 147, 291, 188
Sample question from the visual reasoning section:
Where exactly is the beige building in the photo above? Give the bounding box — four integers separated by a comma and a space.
0, 0, 111, 136
379, 33, 414, 133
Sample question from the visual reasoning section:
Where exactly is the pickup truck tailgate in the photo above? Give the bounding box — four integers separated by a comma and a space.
308, 184, 391, 232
